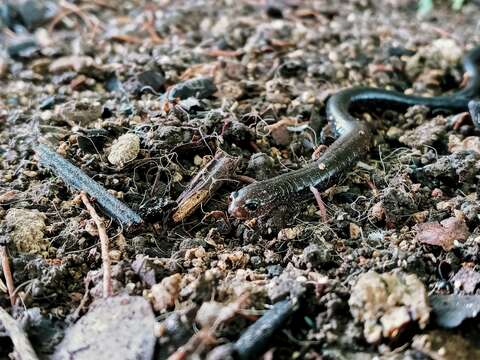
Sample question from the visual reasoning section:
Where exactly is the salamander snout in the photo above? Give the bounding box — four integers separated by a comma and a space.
228, 191, 248, 219
228, 187, 266, 220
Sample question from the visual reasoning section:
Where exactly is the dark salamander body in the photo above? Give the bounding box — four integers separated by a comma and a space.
229, 46, 480, 220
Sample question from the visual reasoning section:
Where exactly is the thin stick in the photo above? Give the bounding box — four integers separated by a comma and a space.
80, 192, 112, 298
0, 307, 38, 360
0, 246, 16, 306
35, 144, 142, 227
233, 299, 297, 360
71, 277, 92, 321
233, 174, 256, 184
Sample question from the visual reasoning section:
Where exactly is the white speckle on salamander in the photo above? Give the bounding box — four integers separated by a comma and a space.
318, 163, 326, 170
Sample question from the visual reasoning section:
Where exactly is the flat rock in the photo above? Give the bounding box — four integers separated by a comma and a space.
52, 295, 155, 360
430, 294, 480, 328
168, 77, 216, 100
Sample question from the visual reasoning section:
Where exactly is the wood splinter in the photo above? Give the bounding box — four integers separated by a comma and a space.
172, 152, 239, 223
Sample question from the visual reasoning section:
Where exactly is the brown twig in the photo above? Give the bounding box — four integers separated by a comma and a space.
47, 3, 99, 33
233, 174, 256, 184
0, 245, 16, 306
309, 186, 328, 223
204, 49, 243, 57
451, 111, 469, 130
86, 0, 117, 10
71, 276, 92, 321
141, 5, 163, 44
80, 192, 112, 298
108, 34, 144, 44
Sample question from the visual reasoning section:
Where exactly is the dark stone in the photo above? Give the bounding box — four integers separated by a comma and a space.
168, 77, 217, 100
38, 96, 56, 110
77, 128, 110, 153
105, 75, 121, 92
17, 0, 52, 30
469, 99, 480, 128
387, 46, 416, 57
136, 70, 165, 93
7, 39, 39, 59
21, 307, 66, 356
278, 59, 306, 77
266, 264, 283, 278
266, 6, 283, 18
101, 106, 113, 119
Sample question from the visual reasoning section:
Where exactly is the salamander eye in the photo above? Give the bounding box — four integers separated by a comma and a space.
244, 200, 259, 212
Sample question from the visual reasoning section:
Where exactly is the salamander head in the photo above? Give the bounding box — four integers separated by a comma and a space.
228, 183, 276, 220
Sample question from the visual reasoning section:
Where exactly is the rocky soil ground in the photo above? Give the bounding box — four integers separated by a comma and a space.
2, 0, 480, 359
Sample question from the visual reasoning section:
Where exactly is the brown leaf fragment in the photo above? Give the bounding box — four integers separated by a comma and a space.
414, 217, 469, 251
349, 223, 362, 239
265, 117, 299, 146
180, 63, 217, 80
173, 189, 210, 223
0, 190, 19, 204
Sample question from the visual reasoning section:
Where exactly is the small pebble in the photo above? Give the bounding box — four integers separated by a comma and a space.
108, 133, 140, 166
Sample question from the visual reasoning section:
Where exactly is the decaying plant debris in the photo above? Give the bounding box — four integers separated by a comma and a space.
2, 0, 480, 359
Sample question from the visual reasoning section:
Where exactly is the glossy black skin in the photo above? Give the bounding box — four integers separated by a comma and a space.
229, 46, 480, 220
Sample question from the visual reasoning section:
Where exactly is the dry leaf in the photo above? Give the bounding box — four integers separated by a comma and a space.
414, 217, 469, 251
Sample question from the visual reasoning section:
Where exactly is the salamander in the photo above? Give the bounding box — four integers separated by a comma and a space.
228, 45, 480, 220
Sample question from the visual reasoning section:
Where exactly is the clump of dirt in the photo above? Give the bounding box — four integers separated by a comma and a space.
4, 209, 49, 255
349, 271, 430, 343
